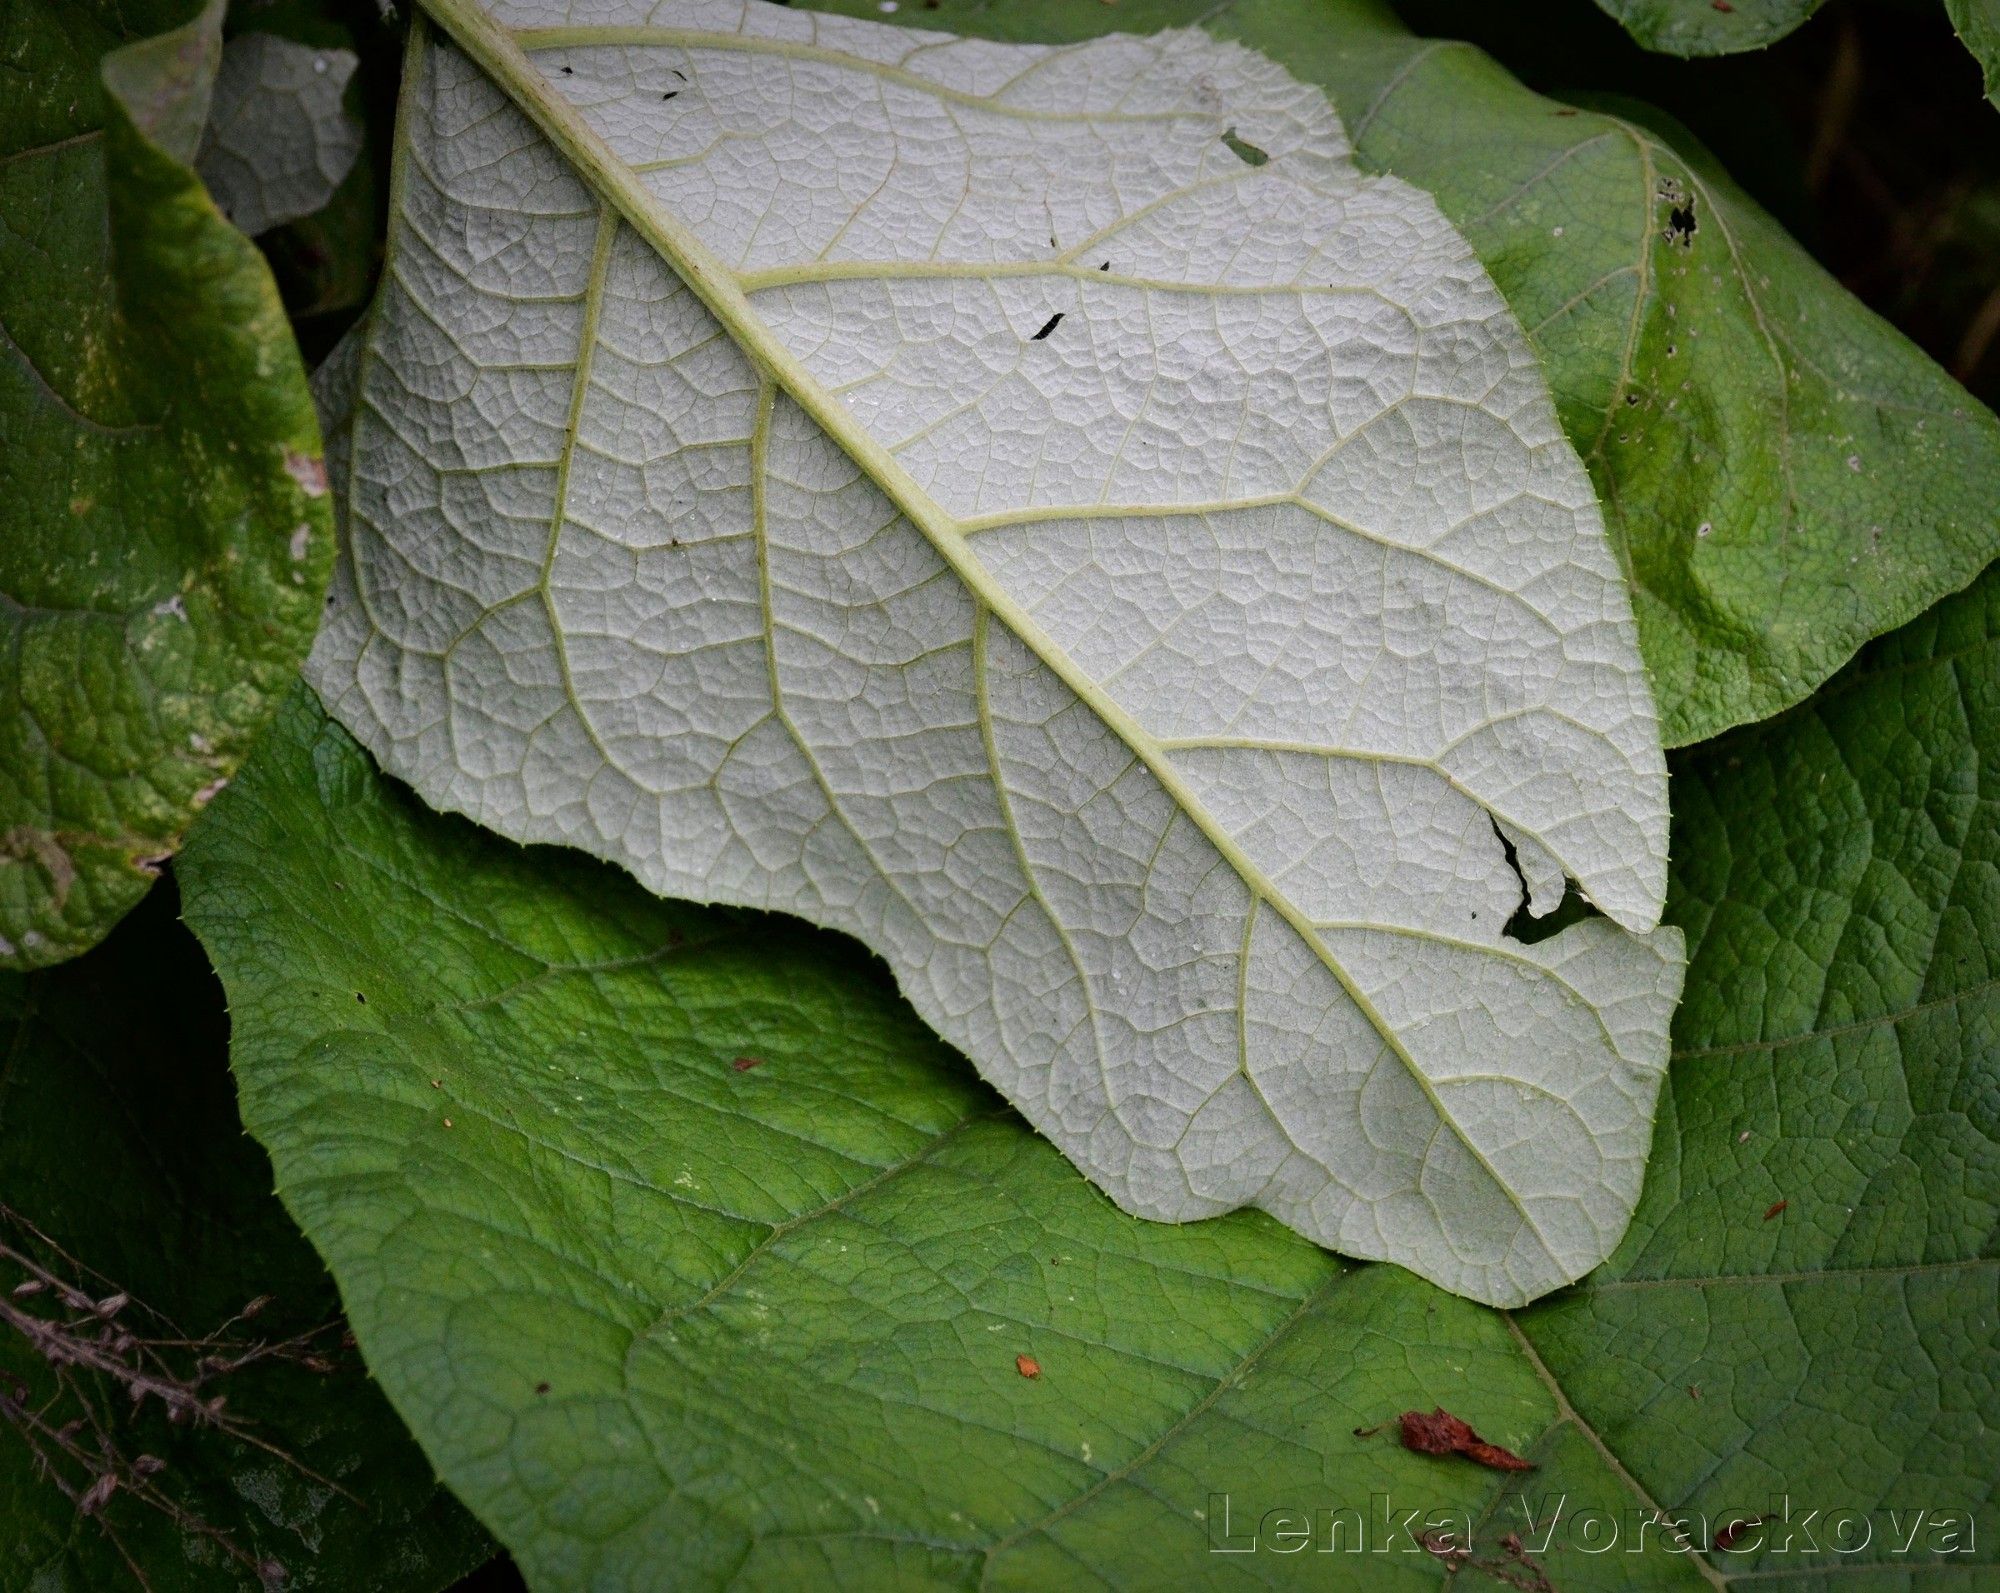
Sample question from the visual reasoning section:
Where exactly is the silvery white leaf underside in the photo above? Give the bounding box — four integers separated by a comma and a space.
310, 0, 1684, 1307
196, 32, 361, 236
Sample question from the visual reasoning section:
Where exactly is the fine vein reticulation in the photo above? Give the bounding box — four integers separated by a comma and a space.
310, 0, 1684, 1306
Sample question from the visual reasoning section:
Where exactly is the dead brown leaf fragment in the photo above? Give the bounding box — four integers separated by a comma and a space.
1398, 1408, 1535, 1471
1715, 1515, 1767, 1550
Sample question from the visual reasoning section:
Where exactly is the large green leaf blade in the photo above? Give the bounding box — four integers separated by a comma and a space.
1586, 0, 1831, 55
1596, 0, 2000, 93
0, 888, 491, 1589
180, 688, 1710, 1590
1946, 0, 2000, 105
0, 0, 334, 969
180, 534, 2000, 1581
181, 584, 2000, 1587
1515, 562, 2000, 1574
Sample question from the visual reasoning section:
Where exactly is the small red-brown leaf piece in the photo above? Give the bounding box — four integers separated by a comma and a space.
1015, 1353, 1040, 1379
1398, 1408, 1535, 1471
1715, 1515, 1767, 1550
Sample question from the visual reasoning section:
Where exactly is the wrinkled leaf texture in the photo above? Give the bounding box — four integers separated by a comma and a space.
181, 547, 2000, 1586
0, 0, 334, 968
310, 0, 1686, 1306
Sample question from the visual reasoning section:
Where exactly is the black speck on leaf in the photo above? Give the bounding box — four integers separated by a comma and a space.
1030, 313, 1063, 341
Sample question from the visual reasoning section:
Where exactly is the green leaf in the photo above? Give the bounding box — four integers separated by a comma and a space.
1513, 558, 2000, 1577
0, 885, 493, 1590
180, 533, 1998, 1581
1586, 0, 1832, 55
1946, 0, 2000, 105
179, 687, 1710, 1589
0, 0, 334, 970
1593, 0, 2000, 112
835, 0, 2000, 747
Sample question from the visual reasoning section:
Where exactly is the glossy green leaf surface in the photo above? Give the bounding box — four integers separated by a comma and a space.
0, 886, 491, 1590
180, 542, 1998, 1583
0, 0, 334, 969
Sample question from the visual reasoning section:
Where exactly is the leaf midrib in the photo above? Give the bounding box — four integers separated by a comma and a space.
406, 0, 1588, 1273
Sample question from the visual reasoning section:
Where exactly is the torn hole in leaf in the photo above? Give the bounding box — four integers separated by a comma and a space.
1220, 126, 1269, 167
1657, 177, 1697, 247
1491, 817, 1600, 944
1504, 878, 1602, 945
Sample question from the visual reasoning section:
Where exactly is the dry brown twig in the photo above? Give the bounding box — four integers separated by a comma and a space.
0, 1204, 355, 1589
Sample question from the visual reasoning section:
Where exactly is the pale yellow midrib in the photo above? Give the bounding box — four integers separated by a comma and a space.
410, 0, 1562, 1259
733, 258, 1392, 300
